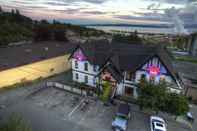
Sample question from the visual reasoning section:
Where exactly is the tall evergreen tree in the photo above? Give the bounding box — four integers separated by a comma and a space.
0, 6, 2, 12
11, 9, 15, 15
15, 9, 20, 15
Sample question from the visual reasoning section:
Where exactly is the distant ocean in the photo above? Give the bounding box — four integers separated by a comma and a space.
87, 25, 197, 35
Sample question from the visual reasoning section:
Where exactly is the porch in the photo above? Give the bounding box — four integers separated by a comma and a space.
116, 83, 138, 99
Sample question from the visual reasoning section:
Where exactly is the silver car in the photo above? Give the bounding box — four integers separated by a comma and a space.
112, 103, 130, 131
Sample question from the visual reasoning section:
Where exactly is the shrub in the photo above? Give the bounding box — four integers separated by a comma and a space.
101, 81, 111, 103
138, 82, 189, 116
0, 113, 32, 131
165, 93, 189, 116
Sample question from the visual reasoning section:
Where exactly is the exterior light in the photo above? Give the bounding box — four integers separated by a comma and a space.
147, 66, 160, 76
73, 49, 87, 61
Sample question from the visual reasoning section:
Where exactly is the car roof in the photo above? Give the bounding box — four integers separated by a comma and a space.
154, 121, 166, 131
151, 116, 165, 123
117, 103, 130, 115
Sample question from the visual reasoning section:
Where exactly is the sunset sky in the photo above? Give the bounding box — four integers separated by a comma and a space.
0, 0, 197, 24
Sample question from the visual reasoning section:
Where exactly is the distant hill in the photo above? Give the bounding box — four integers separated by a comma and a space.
84, 23, 174, 28
84, 23, 197, 29
0, 9, 33, 46
0, 7, 105, 46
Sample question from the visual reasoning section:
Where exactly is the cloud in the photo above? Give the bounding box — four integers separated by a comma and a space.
2, 0, 197, 25
45, 0, 108, 5
81, 11, 106, 15
45, 1, 70, 6
80, 0, 107, 4
144, 0, 192, 4
50, 8, 84, 15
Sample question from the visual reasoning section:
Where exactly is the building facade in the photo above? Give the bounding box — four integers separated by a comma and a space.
70, 42, 183, 98
189, 33, 197, 56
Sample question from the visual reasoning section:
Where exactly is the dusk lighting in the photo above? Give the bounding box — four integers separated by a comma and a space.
0, 0, 196, 131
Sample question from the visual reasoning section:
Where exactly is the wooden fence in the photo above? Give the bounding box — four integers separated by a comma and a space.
46, 82, 97, 97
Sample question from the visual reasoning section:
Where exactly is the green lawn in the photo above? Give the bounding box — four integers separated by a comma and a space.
175, 56, 197, 64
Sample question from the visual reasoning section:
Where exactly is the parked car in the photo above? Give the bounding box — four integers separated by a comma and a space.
186, 112, 195, 123
150, 116, 167, 131
112, 103, 130, 131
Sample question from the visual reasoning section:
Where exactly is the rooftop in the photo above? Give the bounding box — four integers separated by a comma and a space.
71, 40, 177, 81
0, 41, 76, 71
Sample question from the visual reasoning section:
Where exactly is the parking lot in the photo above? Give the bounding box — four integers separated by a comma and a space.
0, 79, 196, 131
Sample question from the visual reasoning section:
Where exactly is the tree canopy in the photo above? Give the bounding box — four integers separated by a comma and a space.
137, 81, 189, 116
112, 31, 142, 44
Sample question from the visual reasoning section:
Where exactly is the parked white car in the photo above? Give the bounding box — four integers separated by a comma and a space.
150, 116, 167, 131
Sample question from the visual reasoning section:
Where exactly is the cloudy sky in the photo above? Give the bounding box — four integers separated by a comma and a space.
0, 0, 197, 24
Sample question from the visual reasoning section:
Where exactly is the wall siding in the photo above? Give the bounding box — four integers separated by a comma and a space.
134, 57, 174, 84
0, 54, 71, 88
71, 58, 98, 87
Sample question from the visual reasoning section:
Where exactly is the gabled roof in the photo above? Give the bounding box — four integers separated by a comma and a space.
70, 40, 179, 83
98, 60, 123, 83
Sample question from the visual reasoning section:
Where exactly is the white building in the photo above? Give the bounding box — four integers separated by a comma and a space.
69, 41, 183, 98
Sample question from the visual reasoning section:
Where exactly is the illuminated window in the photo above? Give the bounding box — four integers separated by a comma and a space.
150, 76, 155, 84
159, 76, 166, 83
147, 66, 160, 76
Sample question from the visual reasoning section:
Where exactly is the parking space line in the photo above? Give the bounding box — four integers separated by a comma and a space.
68, 98, 85, 117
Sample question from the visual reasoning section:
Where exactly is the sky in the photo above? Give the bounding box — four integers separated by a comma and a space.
0, 0, 197, 25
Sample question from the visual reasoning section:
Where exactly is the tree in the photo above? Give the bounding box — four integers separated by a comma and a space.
0, 6, 3, 12
112, 33, 142, 44
11, 9, 15, 15
33, 25, 51, 41
137, 82, 167, 113
0, 114, 32, 131
15, 9, 20, 16
101, 81, 112, 103
137, 81, 189, 116
165, 93, 189, 117
40, 19, 49, 25
54, 30, 68, 41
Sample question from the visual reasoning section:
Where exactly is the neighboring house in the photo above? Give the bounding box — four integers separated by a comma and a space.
69, 41, 183, 98
188, 33, 197, 56
183, 77, 197, 101
0, 41, 75, 88
174, 61, 197, 101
